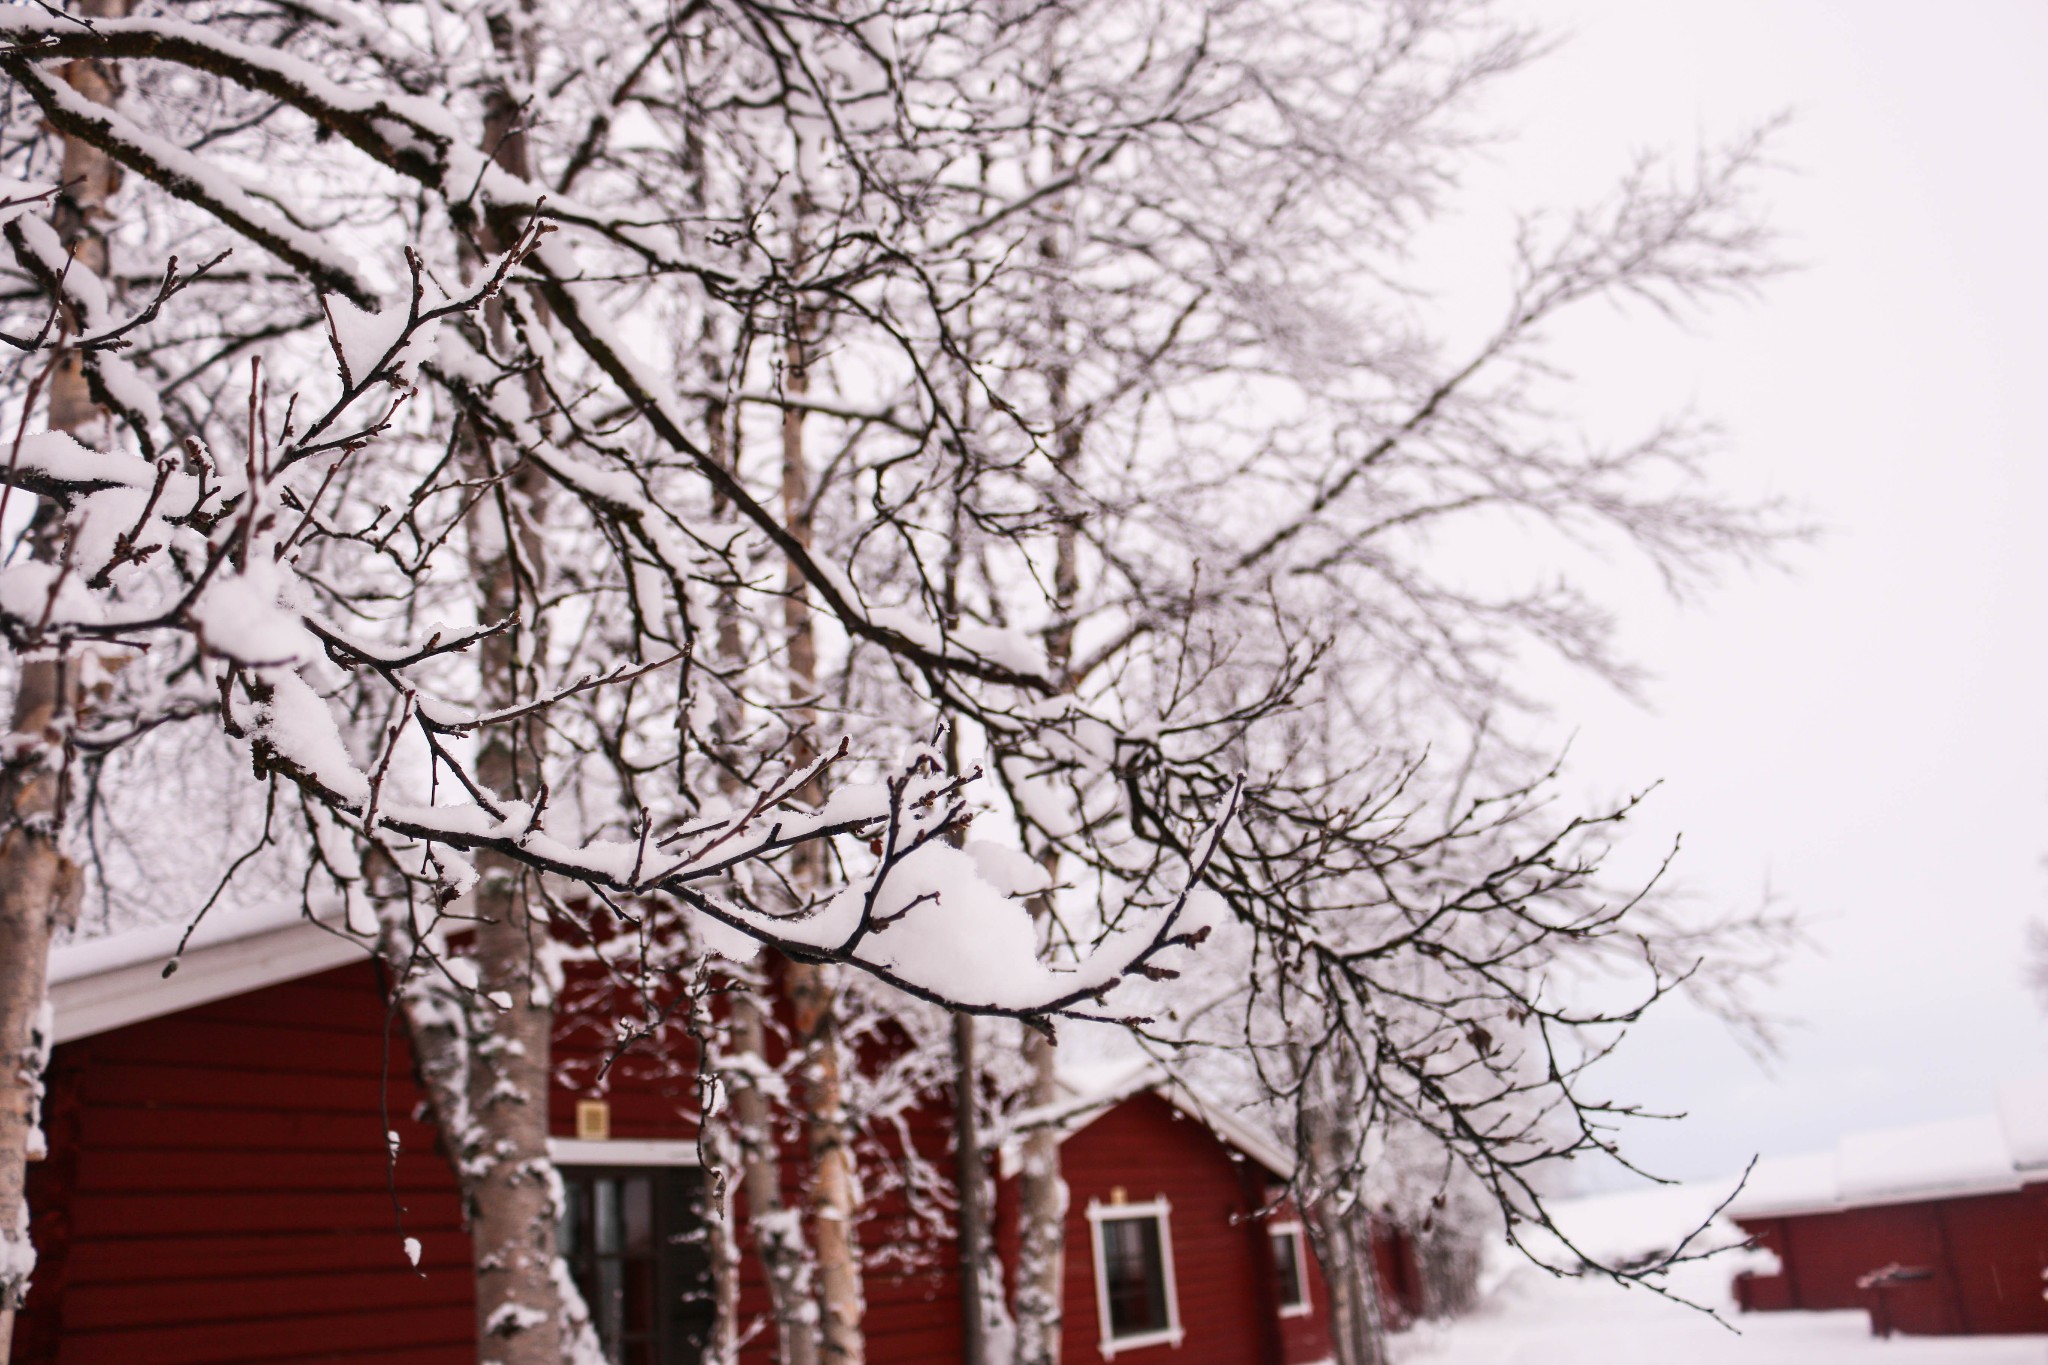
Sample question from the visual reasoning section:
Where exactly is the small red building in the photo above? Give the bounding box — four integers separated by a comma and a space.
995, 1066, 1340, 1365
14, 907, 1373, 1363
1730, 1088, 2048, 1337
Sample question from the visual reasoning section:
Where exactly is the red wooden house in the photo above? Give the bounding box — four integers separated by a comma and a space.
13, 906, 1371, 1363
993, 1065, 1343, 1365
1729, 1083, 2048, 1337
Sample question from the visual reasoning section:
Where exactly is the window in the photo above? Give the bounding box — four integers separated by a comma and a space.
557, 1166, 715, 1364
1270, 1221, 1310, 1316
1087, 1197, 1184, 1357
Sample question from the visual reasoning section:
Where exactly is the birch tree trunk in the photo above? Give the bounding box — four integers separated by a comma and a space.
464, 787, 561, 1365
457, 32, 564, 1361
0, 659, 82, 1365
699, 1121, 743, 1365
1301, 1085, 1388, 1365
936, 399, 1004, 1365
1303, 1202, 1389, 1365
1013, 570, 1082, 1365
0, 10, 124, 1354
460, 420, 563, 1365
779, 313, 866, 1365
786, 959, 862, 1365
1012, 955, 1064, 1365
697, 336, 821, 1365
951, 1013, 998, 1365
692, 386, 745, 1365
730, 992, 822, 1365
1013, 208, 1087, 1365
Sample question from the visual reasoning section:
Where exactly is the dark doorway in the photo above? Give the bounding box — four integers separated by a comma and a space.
558, 1165, 715, 1363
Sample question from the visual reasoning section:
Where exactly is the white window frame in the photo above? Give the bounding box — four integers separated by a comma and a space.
1269, 1220, 1311, 1317
1087, 1197, 1185, 1358
549, 1137, 701, 1168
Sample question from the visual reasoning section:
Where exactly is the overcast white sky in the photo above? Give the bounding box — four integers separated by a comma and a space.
1456, 1, 2048, 1184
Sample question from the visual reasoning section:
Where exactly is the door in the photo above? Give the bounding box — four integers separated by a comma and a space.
558, 1165, 716, 1363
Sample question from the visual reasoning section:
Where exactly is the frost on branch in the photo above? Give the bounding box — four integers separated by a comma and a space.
0, 211, 1234, 1019
0, 3, 1793, 1355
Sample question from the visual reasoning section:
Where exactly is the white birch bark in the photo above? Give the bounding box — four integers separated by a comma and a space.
730, 991, 822, 1365
780, 313, 866, 1365
691, 391, 745, 1365
1301, 1077, 1389, 1365
456, 28, 566, 1358
1013, 199, 1086, 1365
701, 328, 822, 1365
458, 418, 564, 1365
0, 11, 124, 1353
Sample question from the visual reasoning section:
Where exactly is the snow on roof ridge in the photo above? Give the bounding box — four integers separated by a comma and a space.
1835, 1111, 2018, 1205
46, 900, 369, 1045
48, 897, 350, 987
1054, 1055, 1161, 1106
1729, 1079, 2048, 1220
1994, 1073, 2048, 1172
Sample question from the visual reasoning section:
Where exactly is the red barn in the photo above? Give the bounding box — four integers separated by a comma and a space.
13, 906, 1382, 1363
1730, 1085, 2048, 1337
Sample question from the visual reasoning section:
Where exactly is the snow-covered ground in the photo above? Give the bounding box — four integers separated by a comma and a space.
1393, 1261, 2048, 1365
1392, 1184, 2048, 1365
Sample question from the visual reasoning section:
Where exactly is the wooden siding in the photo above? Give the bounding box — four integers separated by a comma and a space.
1029, 1091, 1334, 1365
16, 954, 1338, 1364
17, 960, 472, 1364
1274, 1214, 1335, 1365
1735, 1187, 2048, 1336
15, 957, 977, 1364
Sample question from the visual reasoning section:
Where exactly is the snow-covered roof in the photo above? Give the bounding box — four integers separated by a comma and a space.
1836, 1113, 2019, 1206
1728, 1077, 2048, 1220
1727, 1150, 1838, 1219
1995, 1076, 2048, 1175
48, 902, 364, 1044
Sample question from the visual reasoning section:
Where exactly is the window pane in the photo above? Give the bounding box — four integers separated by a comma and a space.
596, 1256, 625, 1350
560, 1167, 710, 1365
595, 1178, 622, 1255
561, 1182, 585, 1262
559, 1171, 653, 1365
621, 1254, 656, 1339
663, 1169, 717, 1360
623, 1175, 653, 1254
1272, 1229, 1304, 1307
1102, 1215, 1170, 1338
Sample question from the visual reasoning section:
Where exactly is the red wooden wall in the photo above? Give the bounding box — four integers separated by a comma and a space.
1735, 1186, 2048, 1336
1939, 1187, 2048, 1334
16, 960, 471, 1364
16, 955, 1340, 1364
16, 957, 974, 1364
996, 1091, 1334, 1365
1276, 1213, 1337, 1365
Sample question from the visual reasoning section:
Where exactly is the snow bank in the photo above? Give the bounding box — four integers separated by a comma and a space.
1541, 1180, 1754, 1271
1394, 1251, 2046, 1365
1397, 1177, 2046, 1365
